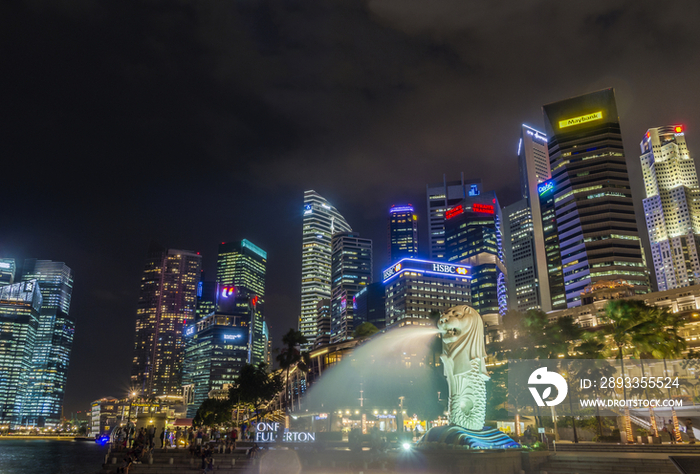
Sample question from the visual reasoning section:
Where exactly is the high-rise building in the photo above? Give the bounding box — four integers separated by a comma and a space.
382, 258, 471, 330
216, 240, 266, 301
640, 125, 700, 291
542, 89, 650, 307
426, 174, 482, 260
20, 259, 74, 426
300, 190, 352, 349
0, 258, 16, 285
195, 280, 218, 322
182, 292, 256, 417
131, 244, 201, 397
0, 280, 42, 429
504, 125, 554, 312
330, 232, 372, 343
353, 282, 386, 330
539, 181, 567, 310
444, 192, 507, 322
314, 299, 331, 348
216, 240, 267, 368
388, 205, 419, 263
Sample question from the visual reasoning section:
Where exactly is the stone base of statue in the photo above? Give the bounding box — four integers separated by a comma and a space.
419, 424, 520, 449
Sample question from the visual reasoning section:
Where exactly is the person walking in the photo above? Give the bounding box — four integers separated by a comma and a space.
159, 428, 165, 449
686, 419, 696, 444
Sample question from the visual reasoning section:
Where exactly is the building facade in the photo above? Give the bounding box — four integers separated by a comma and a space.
0, 280, 42, 429
20, 259, 74, 426
542, 89, 649, 307
382, 258, 472, 329
300, 190, 352, 349
0, 258, 15, 285
216, 240, 267, 370
504, 125, 554, 312
330, 232, 372, 343
388, 205, 419, 263
426, 174, 482, 260
131, 244, 201, 397
182, 293, 256, 417
353, 282, 386, 329
640, 125, 700, 291
314, 299, 331, 348
444, 191, 507, 321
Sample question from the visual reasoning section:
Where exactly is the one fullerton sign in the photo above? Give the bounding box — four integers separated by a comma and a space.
559, 111, 603, 129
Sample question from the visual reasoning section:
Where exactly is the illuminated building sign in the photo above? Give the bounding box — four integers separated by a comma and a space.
382, 258, 471, 283
0, 262, 11, 269
221, 287, 235, 298
184, 326, 195, 337
675, 125, 684, 134
472, 203, 494, 214
340, 296, 347, 312
468, 184, 480, 196
254, 422, 316, 443
559, 111, 603, 129
250, 295, 258, 307
390, 205, 414, 213
445, 205, 463, 220
537, 180, 554, 196
223, 333, 243, 341
303, 204, 312, 215
526, 128, 547, 142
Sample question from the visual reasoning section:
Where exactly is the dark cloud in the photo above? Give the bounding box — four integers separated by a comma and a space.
2, 0, 700, 415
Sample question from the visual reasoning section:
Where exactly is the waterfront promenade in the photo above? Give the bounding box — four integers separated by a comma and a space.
95, 441, 700, 474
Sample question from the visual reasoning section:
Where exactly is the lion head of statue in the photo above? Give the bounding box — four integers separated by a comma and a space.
437, 305, 487, 363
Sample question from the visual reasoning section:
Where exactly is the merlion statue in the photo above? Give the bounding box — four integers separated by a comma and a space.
437, 305, 489, 431
419, 305, 519, 449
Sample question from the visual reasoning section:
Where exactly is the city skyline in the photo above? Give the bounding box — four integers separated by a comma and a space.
4, 0, 700, 418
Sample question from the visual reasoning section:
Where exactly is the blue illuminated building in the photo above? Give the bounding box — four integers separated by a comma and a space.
20, 259, 74, 427
388, 205, 418, 263
382, 258, 471, 329
0, 280, 42, 429
182, 290, 258, 417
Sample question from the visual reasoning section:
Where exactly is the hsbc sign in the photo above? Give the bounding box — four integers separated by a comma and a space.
382, 259, 471, 283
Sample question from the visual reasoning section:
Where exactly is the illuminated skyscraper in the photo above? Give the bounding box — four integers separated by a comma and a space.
216, 239, 267, 361
388, 205, 418, 263
216, 240, 266, 300
0, 280, 41, 428
504, 125, 555, 312
0, 258, 15, 285
543, 89, 649, 306
444, 191, 507, 322
131, 244, 201, 397
300, 190, 352, 349
426, 174, 481, 260
330, 232, 372, 343
20, 259, 74, 426
640, 125, 700, 290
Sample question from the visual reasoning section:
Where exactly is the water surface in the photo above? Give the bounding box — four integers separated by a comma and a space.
0, 439, 107, 474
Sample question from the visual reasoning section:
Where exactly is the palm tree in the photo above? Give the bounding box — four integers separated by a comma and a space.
276, 329, 308, 412
601, 300, 686, 442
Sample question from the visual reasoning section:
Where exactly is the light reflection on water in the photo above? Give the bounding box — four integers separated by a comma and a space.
0, 439, 107, 474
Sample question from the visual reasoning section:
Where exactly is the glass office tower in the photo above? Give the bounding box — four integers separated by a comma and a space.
388, 205, 419, 263
542, 89, 649, 307
0, 281, 42, 428
21, 259, 74, 426
300, 190, 352, 349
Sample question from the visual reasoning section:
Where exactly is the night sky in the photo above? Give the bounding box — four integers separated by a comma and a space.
3, 0, 700, 416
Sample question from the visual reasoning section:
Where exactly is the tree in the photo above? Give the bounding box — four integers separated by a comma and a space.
600, 300, 687, 441
276, 329, 309, 411
193, 398, 232, 427
353, 322, 379, 340
229, 362, 283, 422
